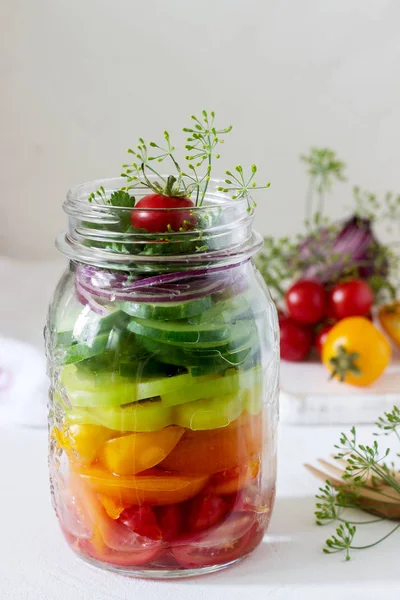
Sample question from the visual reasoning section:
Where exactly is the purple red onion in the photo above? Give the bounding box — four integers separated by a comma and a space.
298, 215, 387, 282
74, 262, 245, 305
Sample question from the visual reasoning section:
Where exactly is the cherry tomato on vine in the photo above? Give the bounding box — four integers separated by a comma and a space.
131, 194, 195, 233
280, 318, 313, 362
285, 280, 326, 324
327, 279, 374, 320
315, 324, 335, 357
322, 317, 391, 386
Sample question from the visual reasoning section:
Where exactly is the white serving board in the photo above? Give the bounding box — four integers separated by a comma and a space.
280, 350, 400, 426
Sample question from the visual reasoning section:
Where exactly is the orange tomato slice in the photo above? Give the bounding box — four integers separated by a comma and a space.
100, 426, 184, 476
98, 495, 132, 520
160, 415, 262, 475
205, 460, 260, 495
75, 466, 208, 506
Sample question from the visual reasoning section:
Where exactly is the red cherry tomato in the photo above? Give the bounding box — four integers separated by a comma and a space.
119, 505, 161, 540
187, 494, 228, 533
280, 318, 313, 362
277, 308, 288, 323
315, 324, 335, 357
79, 542, 162, 567
327, 279, 374, 320
131, 194, 195, 233
285, 280, 326, 324
171, 514, 255, 568
154, 505, 183, 541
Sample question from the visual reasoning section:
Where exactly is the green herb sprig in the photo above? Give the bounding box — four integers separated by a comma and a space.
117, 109, 269, 208
217, 164, 271, 212
313, 405, 400, 561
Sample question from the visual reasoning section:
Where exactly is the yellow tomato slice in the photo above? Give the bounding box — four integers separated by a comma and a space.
99, 426, 184, 476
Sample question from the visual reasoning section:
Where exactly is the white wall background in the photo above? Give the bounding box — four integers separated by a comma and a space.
2, 0, 400, 260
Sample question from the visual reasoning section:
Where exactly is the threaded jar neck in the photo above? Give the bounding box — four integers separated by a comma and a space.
57, 177, 263, 272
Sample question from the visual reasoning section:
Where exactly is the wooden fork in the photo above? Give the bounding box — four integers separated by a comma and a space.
304, 459, 400, 520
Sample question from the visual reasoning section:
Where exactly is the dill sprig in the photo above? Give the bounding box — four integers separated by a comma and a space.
313, 405, 400, 561
217, 164, 271, 212
117, 109, 269, 208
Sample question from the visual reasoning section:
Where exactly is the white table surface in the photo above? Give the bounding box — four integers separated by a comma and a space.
1, 423, 399, 600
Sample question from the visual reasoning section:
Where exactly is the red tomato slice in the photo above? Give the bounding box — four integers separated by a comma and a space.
225, 485, 275, 519
187, 494, 228, 533
154, 505, 184, 541
206, 460, 260, 495
119, 505, 161, 540
75, 466, 208, 505
66, 473, 163, 570
171, 513, 255, 568
77, 538, 161, 567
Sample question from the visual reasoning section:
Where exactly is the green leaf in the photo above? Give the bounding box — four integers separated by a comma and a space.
109, 190, 136, 208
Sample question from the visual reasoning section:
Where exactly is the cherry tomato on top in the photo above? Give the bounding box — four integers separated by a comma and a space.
322, 317, 391, 386
131, 194, 195, 233
285, 280, 326, 324
280, 317, 313, 362
315, 324, 335, 357
187, 494, 228, 533
327, 279, 374, 320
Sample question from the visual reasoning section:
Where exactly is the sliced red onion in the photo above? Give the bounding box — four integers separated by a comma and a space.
75, 278, 109, 315
75, 262, 244, 303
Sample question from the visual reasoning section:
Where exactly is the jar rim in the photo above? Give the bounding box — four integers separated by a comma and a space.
58, 177, 263, 271
66, 176, 250, 213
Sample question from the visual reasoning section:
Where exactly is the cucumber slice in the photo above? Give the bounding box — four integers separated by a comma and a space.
188, 293, 255, 325
61, 365, 214, 408
58, 310, 129, 346
139, 323, 257, 367
127, 316, 230, 344
57, 310, 130, 365
138, 320, 255, 355
61, 333, 113, 365
121, 296, 212, 321
160, 367, 262, 407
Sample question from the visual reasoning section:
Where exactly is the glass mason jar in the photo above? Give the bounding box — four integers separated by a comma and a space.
46, 177, 279, 578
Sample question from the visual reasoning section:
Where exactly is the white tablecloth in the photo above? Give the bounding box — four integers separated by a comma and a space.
1, 424, 399, 600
